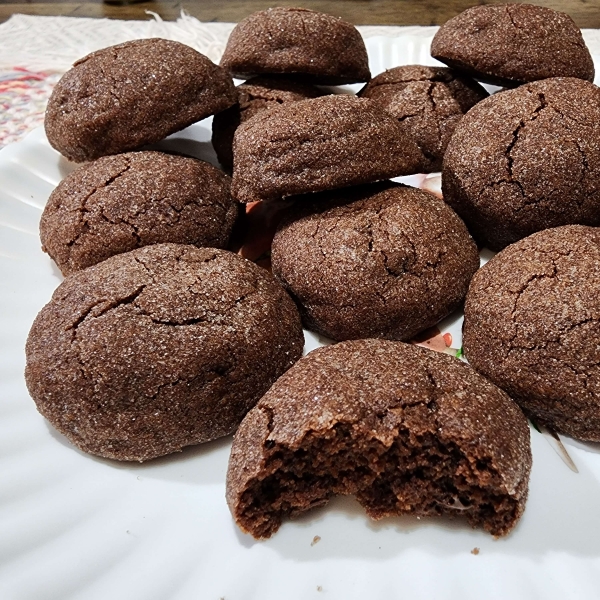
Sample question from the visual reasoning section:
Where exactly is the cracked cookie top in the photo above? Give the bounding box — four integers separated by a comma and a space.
45, 39, 237, 162
463, 225, 600, 442
25, 244, 304, 462
40, 151, 239, 275
359, 65, 488, 172
220, 8, 370, 85
271, 181, 480, 341
231, 95, 425, 203
211, 76, 324, 173
442, 77, 600, 251
431, 4, 594, 86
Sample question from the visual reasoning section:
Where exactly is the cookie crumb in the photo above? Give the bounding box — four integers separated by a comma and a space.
471, 547, 480, 555
316, 586, 323, 592
311, 535, 321, 546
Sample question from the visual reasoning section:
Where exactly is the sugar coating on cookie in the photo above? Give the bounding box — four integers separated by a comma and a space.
231, 95, 425, 203
464, 225, 600, 442
442, 77, 600, 251
45, 39, 237, 162
40, 151, 239, 275
212, 76, 324, 172
271, 182, 480, 341
25, 244, 304, 462
220, 7, 370, 84
359, 66, 488, 172
227, 339, 531, 539
431, 4, 594, 86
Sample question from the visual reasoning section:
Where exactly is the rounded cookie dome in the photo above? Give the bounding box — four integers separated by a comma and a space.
463, 225, 600, 442
442, 77, 600, 250
40, 151, 239, 275
359, 65, 488, 172
431, 4, 594, 86
220, 7, 370, 84
45, 39, 237, 162
25, 244, 304, 462
231, 95, 425, 203
212, 76, 324, 172
271, 182, 480, 341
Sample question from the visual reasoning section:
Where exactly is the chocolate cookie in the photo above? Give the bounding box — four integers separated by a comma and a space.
464, 225, 600, 442
45, 39, 237, 162
231, 95, 425, 203
40, 151, 239, 275
212, 77, 324, 172
25, 244, 304, 462
431, 4, 594, 86
359, 66, 488, 172
227, 339, 531, 539
271, 182, 479, 341
442, 77, 600, 251
220, 8, 370, 84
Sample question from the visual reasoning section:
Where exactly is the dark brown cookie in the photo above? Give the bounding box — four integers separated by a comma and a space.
212, 77, 324, 172
40, 151, 239, 275
442, 77, 600, 251
231, 95, 425, 203
463, 225, 600, 442
220, 7, 370, 84
359, 66, 488, 172
271, 182, 479, 340
45, 39, 237, 162
431, 4, 594, 86
227, 339, 531, 539
25, 244, 304, 462
271, 182, 479, 341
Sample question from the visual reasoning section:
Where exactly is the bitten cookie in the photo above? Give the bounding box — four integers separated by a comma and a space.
271, 182, 480, 341
231, 95, 425, 203
25, 244, 304, 462
359, 66, 488, 172
212, 77, 324, 172
45, 39, 237, 162
40, 151, 239, 275
431, 4, 594, 86
442, 77, 600, 251
220, 7, 370, 84
227, 339, 531, 539
463, 225, 600, 442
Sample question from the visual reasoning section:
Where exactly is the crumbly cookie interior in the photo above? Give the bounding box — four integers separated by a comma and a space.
235, 422, 518, 539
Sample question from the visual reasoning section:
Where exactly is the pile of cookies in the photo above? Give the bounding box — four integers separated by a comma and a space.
24, 4, 600, 540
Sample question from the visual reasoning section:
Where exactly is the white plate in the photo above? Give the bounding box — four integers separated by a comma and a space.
3, 35, 600, 600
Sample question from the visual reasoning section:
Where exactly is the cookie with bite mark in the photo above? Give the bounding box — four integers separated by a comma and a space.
227, 339, 531, 539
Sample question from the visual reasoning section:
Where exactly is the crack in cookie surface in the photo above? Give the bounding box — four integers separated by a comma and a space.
40, 151, 237, 275
464, 225, 600, 441
25, 244, 304, 461
443, 78, 600, 250
271, 182, 479, 341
